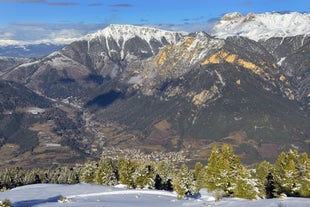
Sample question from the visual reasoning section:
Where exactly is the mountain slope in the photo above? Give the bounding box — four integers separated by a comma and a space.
87, 33, 309, 163
0, 56, 31, 75
261, 35, 310, 111
0, 16, 309, 166
2, 25, 183, 100
0, 80, 85, 168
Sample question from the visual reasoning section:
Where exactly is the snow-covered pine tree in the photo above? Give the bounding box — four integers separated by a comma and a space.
1, 169, 13, 189
23, 169, 40, 185
232, 165, 259, 199
133, 162, 155, 189
67, 168, 79, 184
172, 163, 198, 199
274, 150, 301, 197
81, 160, 98, 183
117, 158, 137, 188
154, 159, 174, 190
95, 157, 117, 186
205, 144, 239, 195
57, 167, 69, 184
205, 144, 258, 199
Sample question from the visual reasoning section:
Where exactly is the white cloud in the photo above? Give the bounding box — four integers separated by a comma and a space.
0, 22, 107, 45
0, 32, 14, 39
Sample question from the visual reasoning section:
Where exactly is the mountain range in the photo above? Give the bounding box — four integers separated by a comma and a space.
0, 12, 309, 168
0, 43, 65, 58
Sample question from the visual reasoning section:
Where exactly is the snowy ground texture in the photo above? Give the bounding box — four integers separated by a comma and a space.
0, 183, 309, 207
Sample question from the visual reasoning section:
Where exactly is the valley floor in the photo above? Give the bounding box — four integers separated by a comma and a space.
0, 183, 309, 207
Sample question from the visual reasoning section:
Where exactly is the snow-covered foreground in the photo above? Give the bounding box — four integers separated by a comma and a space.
0, 183, 309, 207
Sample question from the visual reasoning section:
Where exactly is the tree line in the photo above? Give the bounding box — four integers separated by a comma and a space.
0, 144, 309, 200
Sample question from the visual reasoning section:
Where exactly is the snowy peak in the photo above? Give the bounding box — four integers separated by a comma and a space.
85, 24, 182, 45
211, 12, 310, 41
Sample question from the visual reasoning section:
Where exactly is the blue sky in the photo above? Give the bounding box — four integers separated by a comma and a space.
0, 0, 309, 45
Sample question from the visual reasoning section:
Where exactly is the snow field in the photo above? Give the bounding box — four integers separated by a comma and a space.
0, 183, 309, 207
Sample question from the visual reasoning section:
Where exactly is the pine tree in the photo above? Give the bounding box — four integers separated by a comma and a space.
232, 166, 258, 199
81, 161, 98, 183
117, 158, 137, 188
205, 145, 221, 192
193, 162, 204, 181
2, 169, 13, 189
172, 163, 198, 199
205, 144, 240, 196
24, 170, 38, 185
67, 168, 79, 184
265, 173, 276, 199
274, 150, 300, 196
95, 157, 117, 186
255, 160, 274, 198
205, 144, 258, 199
154, 159, 174, 190
133, 163, 155, 189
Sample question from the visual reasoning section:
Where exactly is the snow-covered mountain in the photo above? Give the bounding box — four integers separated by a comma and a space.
85, 24, 182, 46
82, 24, 183, 60
211, 12, 310, 41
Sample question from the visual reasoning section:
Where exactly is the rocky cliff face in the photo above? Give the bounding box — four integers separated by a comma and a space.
261, 35, 310, 111
0, 16, 309, 166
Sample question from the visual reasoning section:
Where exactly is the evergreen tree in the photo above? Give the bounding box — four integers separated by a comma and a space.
232, 166, 258, 199
11, 168, 24, 187
81, 161, 98, 183
196, 166, 207, 190
2, 169, 13, 189
274, 150, 300, 196
133, 163, 155, 189
265, 173, 276, 199
67, 168, 79, 184
24, 170, 38, 185
255, 160, 274, 198
154, 159, 174, 190
193, 162, 204, 181
205, 144, 258, 199
57, 167, 68, 184
95, 157, 117, 186
205, 144, 239, 195
117, 158, 136, 188
172, 163, 198, 199
192, 162, 207, 191
205, 145, 221, 192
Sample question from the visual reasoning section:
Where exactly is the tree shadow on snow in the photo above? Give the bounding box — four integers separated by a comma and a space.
12, 195, 62, 207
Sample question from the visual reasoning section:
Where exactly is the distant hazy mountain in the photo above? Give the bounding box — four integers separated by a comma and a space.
0, 43, 65, 58
0, 13, 309, 167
